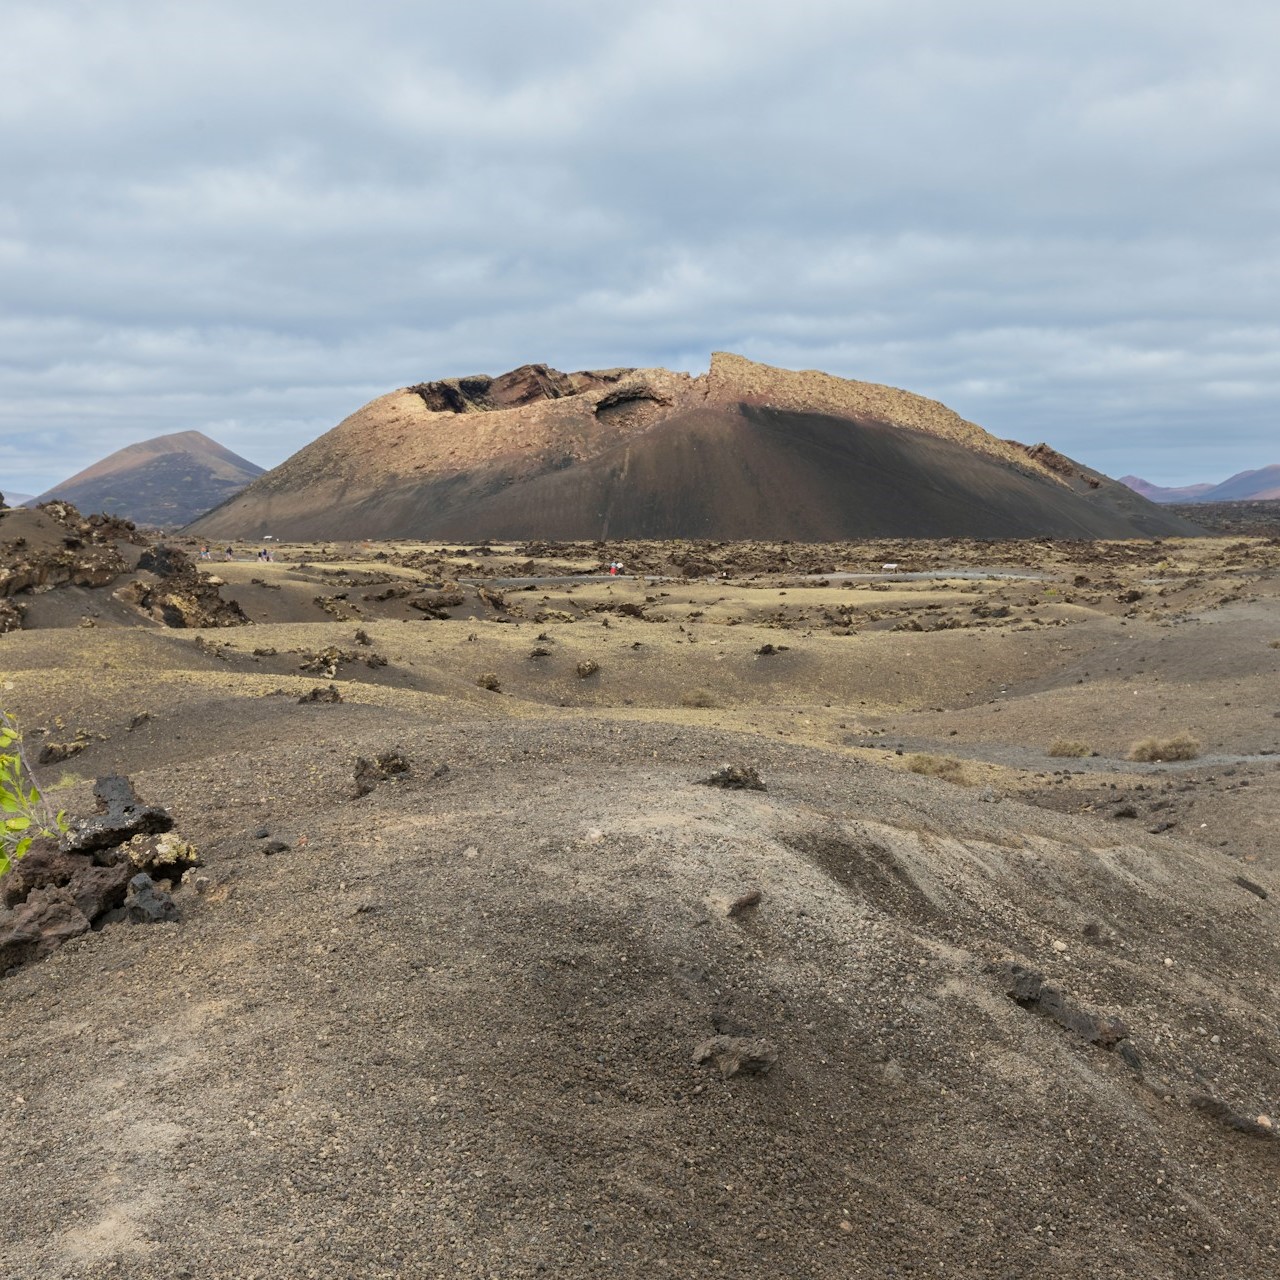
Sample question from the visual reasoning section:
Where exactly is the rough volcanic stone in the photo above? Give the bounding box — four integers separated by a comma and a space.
692, 1035, 779, 1079
0, 887, 91, 970
123, 874, 179, 925
61, 775, 173, 854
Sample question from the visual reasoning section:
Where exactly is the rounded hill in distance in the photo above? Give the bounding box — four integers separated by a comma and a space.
35, 430, 264, 529
189, 353, 1202, 541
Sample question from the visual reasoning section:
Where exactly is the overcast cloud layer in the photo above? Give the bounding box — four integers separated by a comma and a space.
3, 0, 1278, 494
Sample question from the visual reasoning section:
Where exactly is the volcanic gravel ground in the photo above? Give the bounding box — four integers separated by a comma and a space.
2, 530, 1279, 1278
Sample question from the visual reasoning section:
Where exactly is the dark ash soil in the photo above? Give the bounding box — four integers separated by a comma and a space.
2, 528, 1278, 1278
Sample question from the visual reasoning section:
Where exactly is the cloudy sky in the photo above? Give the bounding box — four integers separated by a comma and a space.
3, 0, 1277, 495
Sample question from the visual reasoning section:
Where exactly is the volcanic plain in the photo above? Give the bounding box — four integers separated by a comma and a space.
2, 510, 1279, 1278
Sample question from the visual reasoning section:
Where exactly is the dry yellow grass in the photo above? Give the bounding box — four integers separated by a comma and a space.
1047, 739, 1091, 758
1127, 732, 1201, 762
905, 753, 972, 784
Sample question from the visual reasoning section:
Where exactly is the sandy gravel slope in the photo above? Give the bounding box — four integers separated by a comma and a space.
2, 710, 1277, 1279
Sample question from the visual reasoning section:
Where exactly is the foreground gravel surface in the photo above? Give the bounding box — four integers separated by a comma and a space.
4, 531, 1280, 1277
3, 712, 1278, 1279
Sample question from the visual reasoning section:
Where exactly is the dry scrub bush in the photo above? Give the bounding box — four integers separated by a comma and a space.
680, 688, 718, 709
905, 753, 971, 785
475, 672, 501, 692
1127, 732, 1201, 763
1048, 739, 1091, 758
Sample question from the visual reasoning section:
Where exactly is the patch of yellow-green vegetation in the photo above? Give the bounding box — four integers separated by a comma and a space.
1047, 739, 1091, 758
1, 709, 70, 877
1127, 732, 1201, 763
904, 753, 972, 785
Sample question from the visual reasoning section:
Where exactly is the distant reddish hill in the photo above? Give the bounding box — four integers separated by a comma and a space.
1118, 476, 1215, 504
1197, 465, 1280, 502
189, 354, 1203, 541
1121, 467, 1280, 504
34, 431, 264, 527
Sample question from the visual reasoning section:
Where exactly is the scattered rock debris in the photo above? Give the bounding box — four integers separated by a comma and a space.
1233, 876, 1268, 900
64, 774, 174, 854
354, 751, 412, 798
36, 738, 88, 765
300, 645, 358, 677
124, 831, 200, 882
298, 684, 343, 704
0, 776, 188, 970
995, 961, 1139, 1068
121, 873, 179, 925
124, 544, 250, 628
409, 589, 465, 619
699, 764, 766, 791
692, 1035, 779, 1079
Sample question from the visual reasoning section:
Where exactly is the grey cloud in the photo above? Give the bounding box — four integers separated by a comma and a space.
2, 0, 1277, 493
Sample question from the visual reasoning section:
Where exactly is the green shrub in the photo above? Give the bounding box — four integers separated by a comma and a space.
1, 711, 68, 877
1127, 732, 1201, 763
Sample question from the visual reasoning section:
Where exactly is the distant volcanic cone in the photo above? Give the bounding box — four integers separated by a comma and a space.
187, 354, 1202, 541
36, 430, 264, 528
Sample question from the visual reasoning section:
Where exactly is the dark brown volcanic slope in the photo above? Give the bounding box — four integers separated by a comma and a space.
189, 354, 1202, 541
36, 430, 264, 527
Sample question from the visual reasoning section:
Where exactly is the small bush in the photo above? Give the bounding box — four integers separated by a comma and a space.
575, 659, 600, 679
476, 672, 502, 692
1128, 732, 1201, 763
680, 688, 718, 708
905, 753, 971, 785
1, 711, 69, 877
1047, 739, 1091, 758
